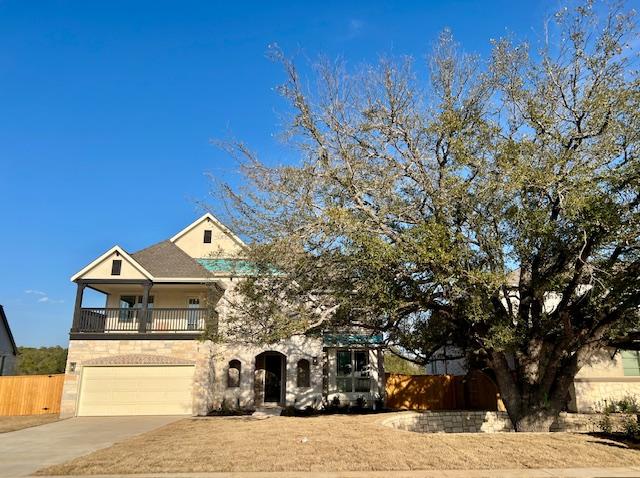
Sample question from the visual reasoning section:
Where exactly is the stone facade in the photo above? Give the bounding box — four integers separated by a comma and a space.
62, 336, 384, 417
571, 378, 640, 413
210, 336, 325, 411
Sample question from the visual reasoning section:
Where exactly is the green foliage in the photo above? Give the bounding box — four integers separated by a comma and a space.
16, 346, 67, 375
384, 353, 424, 375
598, 413, 613, 434
596, 395, 640, 437
213, 0, 640, 430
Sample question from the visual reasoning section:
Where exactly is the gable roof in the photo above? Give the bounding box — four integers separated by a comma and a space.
169, 212, 246, 248
70, 245, 154, 282
0, 305, 18, 355
132, 240, 212, 278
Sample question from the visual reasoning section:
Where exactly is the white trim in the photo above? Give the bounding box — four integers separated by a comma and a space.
70, 245, 154, 282
169, 213, 246, 248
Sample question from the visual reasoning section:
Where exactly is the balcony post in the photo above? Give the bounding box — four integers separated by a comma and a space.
71, 282, 86, 332
138, 281, 152, 333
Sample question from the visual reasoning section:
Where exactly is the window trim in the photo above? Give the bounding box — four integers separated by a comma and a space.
203, 229, 212, 244
336, 349, 371, 393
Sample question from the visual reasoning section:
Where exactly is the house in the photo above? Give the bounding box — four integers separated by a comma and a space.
0, 305, 18, 375
61, 213, 384, 417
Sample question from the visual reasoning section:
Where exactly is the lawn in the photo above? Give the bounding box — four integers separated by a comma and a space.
0, 414, 60, 433
36, 414, 640, 475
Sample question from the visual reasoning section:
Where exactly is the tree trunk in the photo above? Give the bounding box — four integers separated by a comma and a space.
489, 351, 573, 432
510, 407, 559, 432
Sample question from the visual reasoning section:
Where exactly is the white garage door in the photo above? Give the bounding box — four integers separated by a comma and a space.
78, 365, 194, 416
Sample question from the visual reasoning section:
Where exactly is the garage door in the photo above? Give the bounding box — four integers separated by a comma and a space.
77, 365, 194, 416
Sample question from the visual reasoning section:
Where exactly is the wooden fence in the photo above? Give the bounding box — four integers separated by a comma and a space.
385, 371, 505, 411
0, 374, 65, 416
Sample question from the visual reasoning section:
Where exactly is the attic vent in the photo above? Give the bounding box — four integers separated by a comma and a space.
111, 259, 122, 276
203, 230, 212, 244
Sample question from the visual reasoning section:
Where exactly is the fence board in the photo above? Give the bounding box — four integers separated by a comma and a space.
385, 372, 504, 411
0, 374, 64, 416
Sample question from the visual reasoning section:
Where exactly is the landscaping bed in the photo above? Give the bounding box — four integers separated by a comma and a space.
36, 413, 640, 475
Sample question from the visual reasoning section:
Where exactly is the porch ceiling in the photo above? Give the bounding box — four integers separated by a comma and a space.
83, 281, 223, 296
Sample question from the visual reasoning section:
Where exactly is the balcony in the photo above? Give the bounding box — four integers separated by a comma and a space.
71, 308, 211, 338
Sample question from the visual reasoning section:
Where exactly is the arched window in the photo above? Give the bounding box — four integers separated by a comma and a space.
296, 359, 310, 388
227, 359, 241, 388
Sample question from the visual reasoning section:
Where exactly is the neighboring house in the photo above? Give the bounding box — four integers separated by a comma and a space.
427, 346, 640, 413
424, 272, 640, 413
61, 213, 384, 417
0, 305, 18, 376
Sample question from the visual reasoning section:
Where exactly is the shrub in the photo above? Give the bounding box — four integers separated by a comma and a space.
598, 413, 613, 434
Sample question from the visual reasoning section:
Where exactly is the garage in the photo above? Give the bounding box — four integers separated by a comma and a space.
77, 365, 194, 416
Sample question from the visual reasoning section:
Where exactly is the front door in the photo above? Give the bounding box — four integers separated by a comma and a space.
264, 354, 282, 403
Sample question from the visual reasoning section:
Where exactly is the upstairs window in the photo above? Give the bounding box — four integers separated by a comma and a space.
622, 350, 640, 376
227, 359, 241, 388
297, 359, 311, 388
111, 259, 122, 276
203, 230, 212, 243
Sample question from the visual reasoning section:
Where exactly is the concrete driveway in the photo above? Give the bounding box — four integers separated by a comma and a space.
0, 415, 182, 477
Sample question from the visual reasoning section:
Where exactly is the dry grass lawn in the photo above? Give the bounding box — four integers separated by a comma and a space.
36, 414, 640, 475
0, 414, 59, 433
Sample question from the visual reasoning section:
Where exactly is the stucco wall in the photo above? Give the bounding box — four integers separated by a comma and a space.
173, 217, 244, 259
105, 287, 211, 308
81, 250, 148, 280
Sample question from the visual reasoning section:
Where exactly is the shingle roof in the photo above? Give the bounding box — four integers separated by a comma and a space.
131, 240, 212, 278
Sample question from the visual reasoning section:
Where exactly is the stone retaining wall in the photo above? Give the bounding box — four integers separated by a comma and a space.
379, 411, 625, 433
379, 411, 514, 433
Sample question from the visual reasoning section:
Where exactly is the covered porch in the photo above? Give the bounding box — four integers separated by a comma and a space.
70, 279, 224, 338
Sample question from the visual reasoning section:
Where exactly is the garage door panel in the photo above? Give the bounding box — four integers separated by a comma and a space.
78, 365, 194, 416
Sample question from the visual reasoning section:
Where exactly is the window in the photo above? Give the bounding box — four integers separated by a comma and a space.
187, 297, 200, 330
227, 359, 241, 387
622, 350, 640, 376
111, 259, 122, 276
118, 295, 154, 322
336, 350, 370, 393
297, 359, 311, 388
203, 229, 212, 243
0, 356, 5, 376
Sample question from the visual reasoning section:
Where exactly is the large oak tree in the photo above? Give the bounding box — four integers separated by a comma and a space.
211, 1, 640, 431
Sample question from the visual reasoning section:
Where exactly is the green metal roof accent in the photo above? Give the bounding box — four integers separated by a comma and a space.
323, 333, 384, 347
197, 258, 258, 274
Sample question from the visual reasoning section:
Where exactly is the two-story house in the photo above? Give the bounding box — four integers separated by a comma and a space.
61, 213, 384, 417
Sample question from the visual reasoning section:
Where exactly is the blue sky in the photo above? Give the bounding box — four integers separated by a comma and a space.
0, 0, 632, 347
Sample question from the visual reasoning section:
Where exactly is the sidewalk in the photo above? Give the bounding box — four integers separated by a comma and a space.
34, 468, 640, 478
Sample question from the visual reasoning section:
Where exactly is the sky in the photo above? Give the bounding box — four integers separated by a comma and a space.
1, 0, 635, 347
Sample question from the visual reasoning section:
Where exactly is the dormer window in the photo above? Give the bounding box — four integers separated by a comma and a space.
203, 230, 212, 244
111, 259, 122, 276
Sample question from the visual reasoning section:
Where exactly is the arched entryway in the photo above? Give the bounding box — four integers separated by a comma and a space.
254, 351, 286, 407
